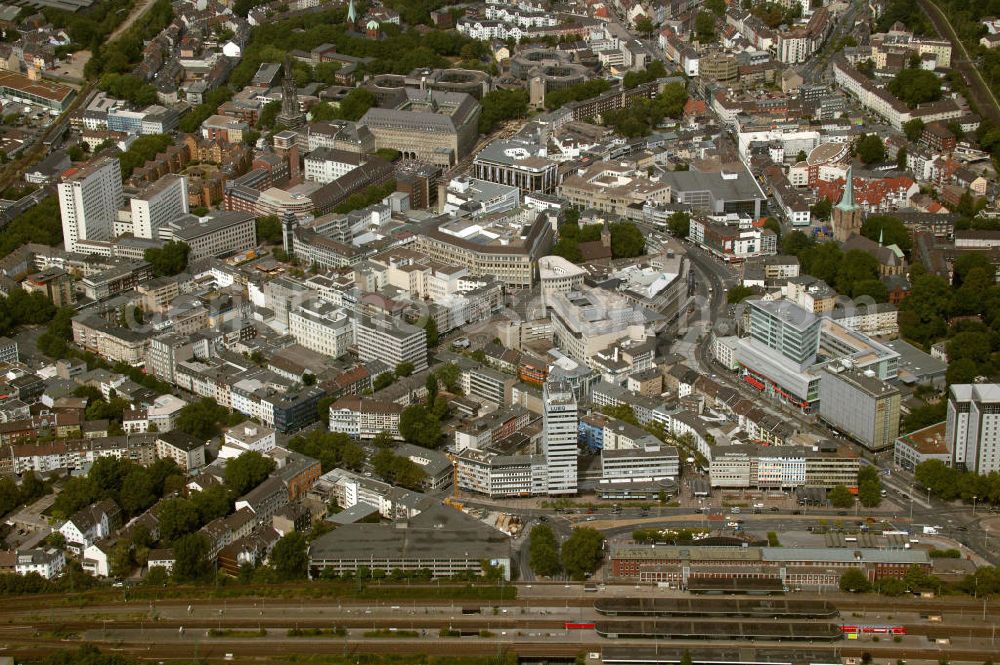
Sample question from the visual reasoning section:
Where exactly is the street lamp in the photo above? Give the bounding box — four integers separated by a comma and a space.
973, 496, 978, 516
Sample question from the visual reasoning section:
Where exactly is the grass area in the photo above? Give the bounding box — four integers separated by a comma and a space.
363, 629, 420, 638
288, 627, 347, 637
208, 628, 267, 637
11, 581, 516, 607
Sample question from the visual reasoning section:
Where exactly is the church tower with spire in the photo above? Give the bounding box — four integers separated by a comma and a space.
831, 166, 863, 242
277, 54, 305, 130
347, 0, 357, 25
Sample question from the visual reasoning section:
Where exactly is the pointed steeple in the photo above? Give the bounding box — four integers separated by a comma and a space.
347, 0, 357, 24
879, 227, 884, 246
835, 166, 858, 211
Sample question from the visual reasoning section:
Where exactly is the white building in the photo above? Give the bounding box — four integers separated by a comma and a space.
456, 448, 548, 498
601, 444, 679, 483
543, 380, 578, 495
221, 421, 277, 459
947, 384, 1000, 474
303, 147, 364, 184
328, 397, 404, 441
289, 299, 353, 359
58, 156, 123, 252
353, 315, 428, 372
15, 548, 65, 579
131, 174, 189, 239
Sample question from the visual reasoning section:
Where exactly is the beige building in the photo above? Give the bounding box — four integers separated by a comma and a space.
558, 160, 671, 217
413, 212, 554, 289
360, 89, 480, 168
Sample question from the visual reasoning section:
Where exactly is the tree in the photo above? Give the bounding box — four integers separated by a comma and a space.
855, 134, 886, 165
528, 524, 561, 577
256, 215, 282, 244
782, 230, 814, 255
667, 211, 690, 238
828, 484, 855, 509
190, 485, 232, 523
257, 100, 282, 130
796, 150, 808, 162
176, 398, 231, 440
609, 222, 645, 258
888, 68, 942, 107
478, 88, 529, 134
634, 16, 656, 38
835, 250, 879, 297
395, 362, 415, 378
899, 274, 952, 345
695, 11, 716, 42
337, 88, 376, 121
118, 468, 156, 515
144, 241, 191, 277
680, 650, 693, 665
858, 466, 882, 508
157, 498, 201, 544
398, 404, 444, 448
172, 533, 211, 582
224, 451, 276, 495
952, 252, 993, 287
435, 362, 462, 393
861, 215, 911, 251
425, 372, 439, 408
903, 118, 926, 142
271, 532, 309, 580
763, 217, 782, 241
425, 317, 439, 347
727, 285, 755, 303
810, 198, 832, 221
561, 527, 605, 580
656, 81, 688, 119
839, 567, 872, 593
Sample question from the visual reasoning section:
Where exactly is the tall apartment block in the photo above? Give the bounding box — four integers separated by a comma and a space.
58, 156, 123, 253
543, 380, 578, 496
818, 364, 900, 452
353, 315, 428, 373
748, 299, 821, 367
946, 384, 1000, 474
131, 174, 189, 239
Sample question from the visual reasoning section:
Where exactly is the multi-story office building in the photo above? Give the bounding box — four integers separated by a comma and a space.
360, 89, 480, 167
303, 147, 364, 184
601, 445, 679, 483
413, 212, 554, 289
473, 138, 559, 194
131, 174, 189, 239
160, 211, 256, 261
818, 364, 901, 452
748, 299, 821, 367
58, 157, 123, 252
456, 449, 548, 498
543, 380, 578, 496
710, 443, 859, 489
328, 397, 404, 441
353, 315, 428, 372
946, 384, 1000, 474
548, 286, 653, 365
288, 299, 353, 359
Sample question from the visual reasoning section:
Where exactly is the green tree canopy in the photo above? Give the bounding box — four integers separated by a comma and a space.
144, 241, 190, 277
224, 451, 276, 496
528, 523, 561, 577
667, 211, 690, 238
271, 532, 309, 580
903, 118, 925, 142
839, 567, 872, 592
861, 215, 911, 251
828, 484, 854, 509
561, 527, 605, 580
855, 134, 886, 165
888, 68, 942, 107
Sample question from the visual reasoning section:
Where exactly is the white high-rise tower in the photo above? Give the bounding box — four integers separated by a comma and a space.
543, 380, 578, 495
58, 156, 123, 252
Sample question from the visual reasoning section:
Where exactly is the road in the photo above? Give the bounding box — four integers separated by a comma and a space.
918, 0, 1000, 123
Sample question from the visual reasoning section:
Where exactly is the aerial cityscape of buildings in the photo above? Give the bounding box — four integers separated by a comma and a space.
0, 0, 997, 661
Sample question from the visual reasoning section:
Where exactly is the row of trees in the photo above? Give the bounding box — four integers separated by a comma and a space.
52, 456, 185, 520
915, 459, 1000, 505
551, 214, 646, 263
603, 82, 688, 137
543, 80, 612, 112
528, 524, 605, 580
